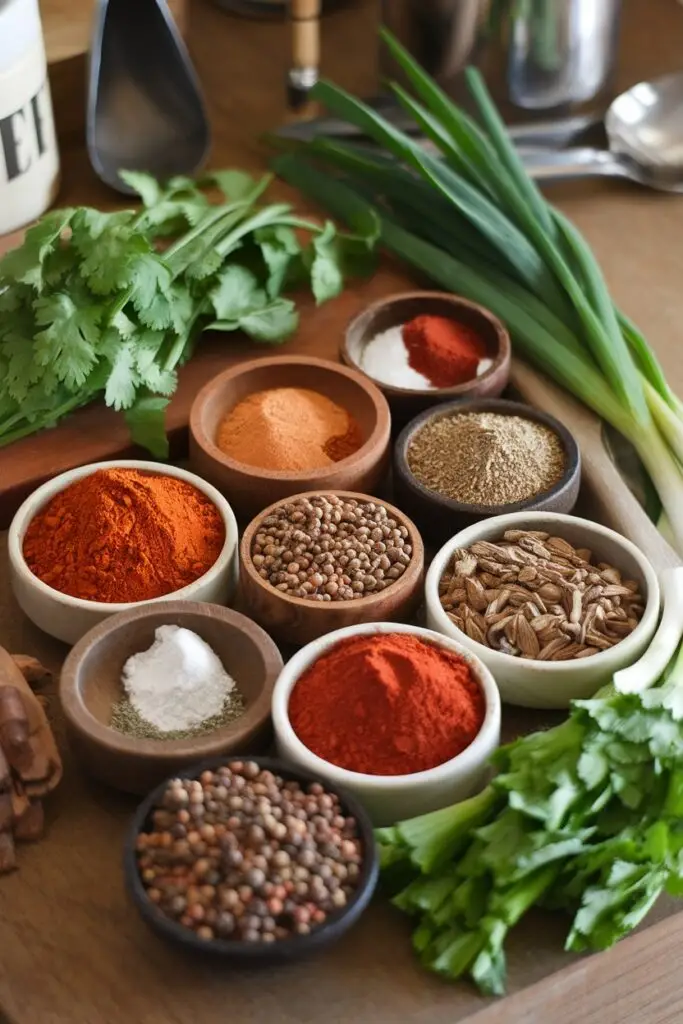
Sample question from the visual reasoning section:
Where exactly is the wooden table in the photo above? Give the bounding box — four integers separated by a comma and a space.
3, 1, 683, 1021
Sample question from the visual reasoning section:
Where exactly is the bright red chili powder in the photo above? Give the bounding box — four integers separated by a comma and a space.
403, 314, 487, 387
287, 632, 485, 776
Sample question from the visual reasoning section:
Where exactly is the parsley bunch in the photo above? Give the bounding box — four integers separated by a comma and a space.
0, 169, 374, 456
377, 628, 683, 995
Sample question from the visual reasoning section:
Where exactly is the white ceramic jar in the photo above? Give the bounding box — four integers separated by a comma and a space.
0, 0, 59, 235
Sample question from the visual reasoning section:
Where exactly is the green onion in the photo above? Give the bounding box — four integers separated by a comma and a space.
272, 32, 683, 556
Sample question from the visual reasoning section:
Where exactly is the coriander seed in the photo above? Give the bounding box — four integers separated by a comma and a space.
250, 494, 413, 600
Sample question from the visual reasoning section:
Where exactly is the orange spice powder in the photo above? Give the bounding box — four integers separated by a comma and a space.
216, 387, 362, 472
22, 468, 225, 603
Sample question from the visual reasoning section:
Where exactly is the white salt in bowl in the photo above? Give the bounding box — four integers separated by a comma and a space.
341, 290, 511, 427
424, 511, 660, 709
271, 621, 501, 826
8, 460, 239, 645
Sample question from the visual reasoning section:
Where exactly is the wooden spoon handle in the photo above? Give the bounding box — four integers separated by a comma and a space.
287, 0, 321, 115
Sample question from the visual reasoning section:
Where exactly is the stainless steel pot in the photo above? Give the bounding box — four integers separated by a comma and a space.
381, 0, 622, 114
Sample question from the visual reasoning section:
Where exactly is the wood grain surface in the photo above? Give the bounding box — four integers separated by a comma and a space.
40, 0, 187, 64
2, 0, 683, 1021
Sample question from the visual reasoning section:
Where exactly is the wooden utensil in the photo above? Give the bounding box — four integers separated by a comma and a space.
510, 359, 681, 575
287, 0, 321, 114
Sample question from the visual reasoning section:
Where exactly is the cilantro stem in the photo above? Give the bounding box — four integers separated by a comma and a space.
0, 393, 91, 447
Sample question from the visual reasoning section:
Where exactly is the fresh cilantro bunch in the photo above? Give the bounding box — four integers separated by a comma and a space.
377, 639, 683, 996
0, 169, 375, 456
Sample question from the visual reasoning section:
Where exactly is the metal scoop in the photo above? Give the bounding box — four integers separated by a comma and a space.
87, 0, 211, 194
519, 71, 683, 192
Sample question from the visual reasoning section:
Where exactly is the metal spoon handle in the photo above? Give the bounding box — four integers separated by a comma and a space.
518, 146, 628, 182
506, 114, 602, 147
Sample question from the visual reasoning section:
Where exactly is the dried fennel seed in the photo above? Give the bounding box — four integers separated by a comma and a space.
438, 530, 645, 661
110, 691, 246, 741
407, 412, 566, 506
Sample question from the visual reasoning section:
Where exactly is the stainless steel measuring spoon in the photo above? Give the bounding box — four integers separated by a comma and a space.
87, 0, 211, 194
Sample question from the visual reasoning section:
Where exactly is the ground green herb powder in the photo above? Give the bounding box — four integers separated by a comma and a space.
110, 690, 246, 741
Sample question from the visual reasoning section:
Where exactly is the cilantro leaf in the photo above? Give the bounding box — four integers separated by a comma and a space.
254, 224, 301, 298
308, 221, 344, 305
238, 298, 298, 342
203, 170, 260, 201
3, 316, 45, 402
0, 208, 74, 290
34, 292, 102, 389
78, 226, 151, 295
104, 340, 139, 410
210, 265, 266, 319
124, 394, 170, 458
119, 170, 162, 207
128, 254, 173, 314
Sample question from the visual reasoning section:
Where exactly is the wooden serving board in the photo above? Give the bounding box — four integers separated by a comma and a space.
2, 2, 683, 1020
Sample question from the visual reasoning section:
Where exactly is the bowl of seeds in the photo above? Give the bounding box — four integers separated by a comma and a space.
239, 491, 425, 646
424, 511, 660, 708
60, 602, 284, 793
393, 398, 581, 545
123, 756, 379, 964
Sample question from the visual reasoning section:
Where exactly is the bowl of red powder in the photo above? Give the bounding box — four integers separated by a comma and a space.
271, 622, 501, 826
342, 291, 511, 426
8, 460, 240, 644
189, 355, 392, 522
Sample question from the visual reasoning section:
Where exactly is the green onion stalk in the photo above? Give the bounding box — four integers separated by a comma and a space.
271, 28, 683, 556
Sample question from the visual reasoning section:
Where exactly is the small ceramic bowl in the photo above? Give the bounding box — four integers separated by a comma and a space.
8, 460, 239, 645
60, 602, 284, 793
240, 490, 425, 647
123, 755, 379, 964
189, 355, 392, 523
394, 398, 581, 545
342, 291, 511, 427
272, 622, 501, 826
425, 511, 660, 709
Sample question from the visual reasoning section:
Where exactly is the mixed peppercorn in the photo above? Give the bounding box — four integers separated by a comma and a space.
134, 761, 363, 942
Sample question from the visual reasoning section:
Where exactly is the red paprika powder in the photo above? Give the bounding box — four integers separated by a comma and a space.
287, 633, 485, 776
403, 314, 486, 388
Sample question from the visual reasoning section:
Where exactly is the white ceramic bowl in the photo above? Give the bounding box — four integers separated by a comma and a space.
425, 511, 660, 709
8, 460, 239, 645
271, 621, 501, 826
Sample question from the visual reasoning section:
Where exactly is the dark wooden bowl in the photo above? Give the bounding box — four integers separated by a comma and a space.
189, 355, 392, 523
341, 291, 511, 429
394, 398, 581, 546
60, 602, 284, 794
239, 490, 425, 646
123, 756, 379, 966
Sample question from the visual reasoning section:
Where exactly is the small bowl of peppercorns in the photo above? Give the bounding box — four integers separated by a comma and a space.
123, 756, 379, 964
239, 491, 425, 646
